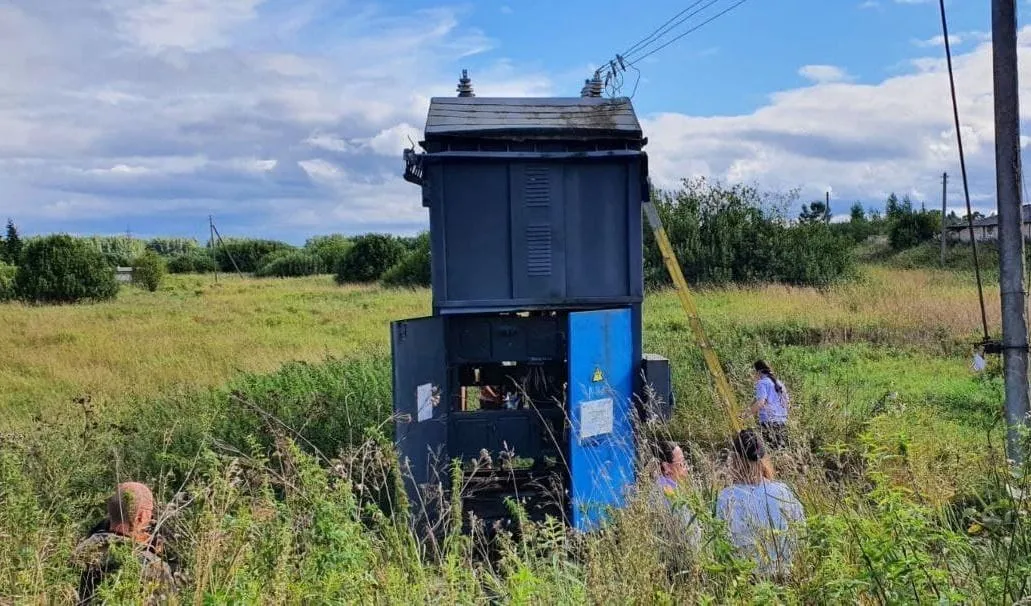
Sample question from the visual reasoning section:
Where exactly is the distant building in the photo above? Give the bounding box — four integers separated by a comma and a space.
946, 203, 1031, 242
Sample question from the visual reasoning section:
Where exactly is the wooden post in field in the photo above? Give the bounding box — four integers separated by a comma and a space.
941, 172, 948, 267
209, 215, 218, 283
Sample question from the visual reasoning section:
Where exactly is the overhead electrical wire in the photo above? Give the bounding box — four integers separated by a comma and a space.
618, 0, 714, 61
626, 0, 753, 67
590, 0, 754, 98
938, 0, 991, 342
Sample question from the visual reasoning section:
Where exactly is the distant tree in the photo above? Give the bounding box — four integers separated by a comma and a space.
0, 261, 14, 301
838, 202, 872, 243
335, 234, 406, 284
304, 234, 352, 272
3, 219, 22, 265
381, 232, 431, 288
885, 193, 901, 219
849, 203, 866, 223
799, 201, 830, 224
132, 250, 167, 292
888, 205, 941, 250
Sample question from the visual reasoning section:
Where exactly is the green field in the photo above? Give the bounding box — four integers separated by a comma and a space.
2, 265, 1026, 604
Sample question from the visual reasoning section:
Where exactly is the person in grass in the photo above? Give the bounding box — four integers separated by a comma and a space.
649, 440, 702, 554
716, 429, 805, 581
73, 481, 175, 605
747, 360, 790, 450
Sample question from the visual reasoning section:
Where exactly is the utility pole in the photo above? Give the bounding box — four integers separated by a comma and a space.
941, 172, 948, 267
992, 0, 1029, 464
209, 215, 219, 283
825, 190, 830, 223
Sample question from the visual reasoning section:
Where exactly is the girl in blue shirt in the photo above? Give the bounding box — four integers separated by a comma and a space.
747, 360, 790, 449
717, 429, 805, 580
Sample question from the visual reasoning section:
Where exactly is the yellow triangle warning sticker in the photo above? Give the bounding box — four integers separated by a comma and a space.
592, 368, 604, 382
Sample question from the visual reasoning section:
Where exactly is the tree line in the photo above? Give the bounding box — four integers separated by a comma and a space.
0, 182, 963, 305
0, 220, 431, 303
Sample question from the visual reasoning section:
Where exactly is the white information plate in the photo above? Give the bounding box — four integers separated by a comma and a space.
417, 383, 433, 422
579, 397, 614, 440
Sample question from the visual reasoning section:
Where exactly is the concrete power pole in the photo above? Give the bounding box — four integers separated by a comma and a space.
941, 172, 948, 267
825, 191, 830, 223
992, 0, 1029, 464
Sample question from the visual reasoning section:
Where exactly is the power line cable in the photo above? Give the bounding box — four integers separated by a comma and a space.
626, 0, 753, 67
938, 0, 990, 342
619, 0, 712, 60
621, 0, 728, 63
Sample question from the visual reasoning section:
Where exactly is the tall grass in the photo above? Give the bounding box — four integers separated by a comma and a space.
0, 263, 1025, 603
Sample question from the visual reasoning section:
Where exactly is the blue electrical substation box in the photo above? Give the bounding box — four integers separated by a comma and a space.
392, 74, 675, 537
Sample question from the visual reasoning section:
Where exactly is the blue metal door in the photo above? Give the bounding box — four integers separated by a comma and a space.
566, 307, 636, 531
391, 316, 448, 514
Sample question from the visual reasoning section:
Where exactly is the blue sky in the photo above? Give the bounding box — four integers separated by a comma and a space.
1, 0, 1028, 244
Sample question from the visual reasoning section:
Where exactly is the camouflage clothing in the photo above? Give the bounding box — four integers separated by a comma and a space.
73, 530, 175, 605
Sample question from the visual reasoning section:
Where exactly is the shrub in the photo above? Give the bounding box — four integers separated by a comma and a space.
145, 237, 199, 257
212, 238, 295, 273
167, 249, 218, 274
255, 251, 325, 278
255, 248, 294, 270
643, 177, 855, 288
773, 222, 857, 286
14, 235, 119, 303
335, 233, 406, 284
889, 210, 941, 250
304, 234, 353, 271
0, 261, 15, 301
131, 250, 167, 292
83, 236, 146, 268
381, 232, 430, 288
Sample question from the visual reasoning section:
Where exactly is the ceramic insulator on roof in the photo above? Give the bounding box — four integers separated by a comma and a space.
456, 69, 474, 97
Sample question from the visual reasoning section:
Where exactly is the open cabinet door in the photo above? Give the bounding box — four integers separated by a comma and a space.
391, 316, 448, 523
566, 308, 636, 531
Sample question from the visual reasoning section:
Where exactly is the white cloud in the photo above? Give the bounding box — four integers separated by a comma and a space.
3, 0, 1028, 240
913, 31, 989, 48
641, 28, 1031, 216
103, 0, 264, 53
798, 64, 851, 84
0, 1, 553, 239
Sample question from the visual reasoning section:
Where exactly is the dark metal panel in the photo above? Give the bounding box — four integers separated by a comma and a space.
391, 316, 448, 513
446, 315, 564, 364
427, 164, 447, 313
566, 308, 636, 531
441, 163, 512, 302
434, 296, 642, 314
422, 150, 643, 161
511, 162, 565, 301
640, 353, 674, 422
627, 156, 645, 299
564, 161, 631, 299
